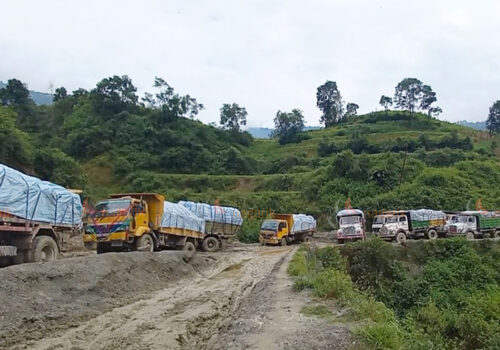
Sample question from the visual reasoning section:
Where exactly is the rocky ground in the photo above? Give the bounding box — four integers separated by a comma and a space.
0, 232, 353, 350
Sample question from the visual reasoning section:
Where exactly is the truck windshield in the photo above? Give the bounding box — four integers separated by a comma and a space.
450, 216, 467, 223
340, 216, 360, 225
385, 216, 398, 224
94, 200, 131, 214
373, 216, 385, 224
261, 220, 278, 231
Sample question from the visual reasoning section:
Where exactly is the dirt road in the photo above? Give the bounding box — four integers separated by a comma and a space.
2, 236, 352, 350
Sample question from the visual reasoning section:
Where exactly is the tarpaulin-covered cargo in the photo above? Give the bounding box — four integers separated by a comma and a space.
337, 209, 364, 218
178, 201, 243, 235
0, 163, 82, 226
161, 201, 205, 233
409, 209, 446, 229
291, 214, 316, 234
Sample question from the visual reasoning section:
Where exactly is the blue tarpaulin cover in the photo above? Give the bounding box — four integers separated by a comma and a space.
178, 201, 243, 226
0, 163, 82, 225
161, 201, 205, 233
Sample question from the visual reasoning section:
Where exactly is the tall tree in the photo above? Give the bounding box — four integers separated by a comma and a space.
379, 95, 393, 110
53, 87, 68, 102
143, 77, 203, 122
91, 75, 138, 114
420, 84, 438, 115
316, 81, 343, 127
272, 109, 305, 144
345, 103, 359, 118
394, 78, 423, 113
220, 103, 247, 132
486, 100, 500, 134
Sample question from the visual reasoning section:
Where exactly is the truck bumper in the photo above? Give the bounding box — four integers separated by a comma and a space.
0, 245, 17, 257
259, 236, 280, 245
97, 231, 128, 242
338, 235, 364, 241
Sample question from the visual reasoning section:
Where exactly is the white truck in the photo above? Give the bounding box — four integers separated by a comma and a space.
336, 209, 365, 244
445, 211, 500, 239
372, 209, 446, 243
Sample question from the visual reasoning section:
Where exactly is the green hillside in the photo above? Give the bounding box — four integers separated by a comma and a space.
1, 76, 499, 236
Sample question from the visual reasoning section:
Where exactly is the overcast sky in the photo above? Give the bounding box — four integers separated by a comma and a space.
1, 0, 499, 127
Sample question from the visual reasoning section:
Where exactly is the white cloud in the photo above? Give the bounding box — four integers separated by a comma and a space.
1, 0, 499, 127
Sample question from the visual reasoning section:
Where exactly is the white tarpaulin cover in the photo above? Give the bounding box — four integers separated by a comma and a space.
291, 214, 316, 233
161, 201, 205, 233
408, 209, 446, 221
0, 163, 82, 226
178, 201, 243, 226
337, 209, 364, 218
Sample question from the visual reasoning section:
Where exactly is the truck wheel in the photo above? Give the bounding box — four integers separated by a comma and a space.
183, 241, 196, 261
136, 234, 154, 252
396, 232, 407, 244
32, 236, 58, 262
466, 231, 475, 240
202, 237, 220, 252
12, 250, 29, 265
427, 229, 438, 240
280, 238, 287, 246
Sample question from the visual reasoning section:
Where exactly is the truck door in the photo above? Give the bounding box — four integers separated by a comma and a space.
467, 216, 477, 231
399, 215, 409, 231
278, 222, 287, 239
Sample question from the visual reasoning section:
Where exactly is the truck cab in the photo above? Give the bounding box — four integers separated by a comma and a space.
259, 219, 289, 246
336, 209, 365, 244
372, 212, 409, 242
84, 193, 163, 253
445, 214, 477, 239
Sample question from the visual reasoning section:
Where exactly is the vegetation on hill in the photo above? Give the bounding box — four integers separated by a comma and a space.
0, 76, 499, 234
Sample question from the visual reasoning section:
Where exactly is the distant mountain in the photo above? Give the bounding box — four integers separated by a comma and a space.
456, 120, 486, 131
247, 126, 321, 138
0, 81, 53, 105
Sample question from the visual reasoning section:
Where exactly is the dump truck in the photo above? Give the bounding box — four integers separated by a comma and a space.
445, 211, 500, 239
336, 209, 365, 244
178, 201, 243, 252
372, 209, 446, 243
259, 213, 316, 246
83, 193, 204, 257
0, 164, 82, 265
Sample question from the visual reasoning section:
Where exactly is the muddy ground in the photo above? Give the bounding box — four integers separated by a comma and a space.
0, 232, 353, 350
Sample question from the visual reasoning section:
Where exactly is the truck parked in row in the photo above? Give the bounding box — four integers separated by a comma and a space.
373, 209, 446, 243
336, 209, 366, 244
178, 201, 243, 252
259, 213, 316, 246
83, 193, 204, 258
0, 164, 82, 265
445, 211, 500, 239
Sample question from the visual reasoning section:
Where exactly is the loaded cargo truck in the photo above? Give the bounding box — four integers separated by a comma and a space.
336, 209, 365, 244
445, 211, 500, 239
0, 164, 82, 265
179, 201, 243, 252
259, 213, 316, 246
372, 209, 446, 243
82, 193, 204, 258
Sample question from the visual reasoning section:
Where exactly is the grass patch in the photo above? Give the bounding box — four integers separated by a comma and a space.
301, 305, 333, 318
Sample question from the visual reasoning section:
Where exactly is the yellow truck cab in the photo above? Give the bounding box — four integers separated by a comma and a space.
259, 213, 316, 246
83, 193, 163, 253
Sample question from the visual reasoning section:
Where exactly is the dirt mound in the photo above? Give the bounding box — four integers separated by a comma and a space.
0, 251, 216, 348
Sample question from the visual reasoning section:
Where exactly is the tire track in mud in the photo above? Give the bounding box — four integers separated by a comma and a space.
13, 247, 292, 350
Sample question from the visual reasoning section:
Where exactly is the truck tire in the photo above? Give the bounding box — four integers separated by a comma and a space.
466, 231, 475, 240
183, 241, 196, 261
32, 236, 58, 262
427, 229, 438, 240
280, 238, 287, 246
136, 234, 154, 252
396, 232, 407, 244
493, 230, 500, 239
202, 236, 220, 252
